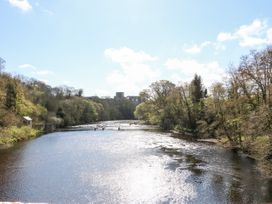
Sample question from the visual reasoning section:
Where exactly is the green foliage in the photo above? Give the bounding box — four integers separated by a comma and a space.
190, 74, 206, 104
1, 48, 271, 164
0, 73, 108, 144
5, 81, 17, 110
134, 102, 158, 124
91, 97, 136, 121
0, 126, 40, 144
58, 98, 98, 126
0, 63, 140, 145
135, 48, 272, 161
134, 80, 177, 129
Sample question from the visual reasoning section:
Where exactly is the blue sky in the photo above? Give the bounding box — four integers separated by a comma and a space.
1, 0, 272, 96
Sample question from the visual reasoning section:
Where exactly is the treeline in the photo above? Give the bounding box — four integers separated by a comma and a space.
90, 96, 136, 120
25, 81, 136, 126
0, 68, 136, 144
135, 48, 272, 161
24, 80, 103, 127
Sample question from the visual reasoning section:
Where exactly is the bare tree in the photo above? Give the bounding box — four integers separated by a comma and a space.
0, 57, 6, 73
238, 48, 272, 106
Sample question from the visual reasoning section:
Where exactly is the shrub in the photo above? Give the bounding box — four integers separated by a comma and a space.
0, 126, 40, 144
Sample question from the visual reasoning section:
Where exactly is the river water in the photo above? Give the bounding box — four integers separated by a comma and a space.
0, 121, 271, 203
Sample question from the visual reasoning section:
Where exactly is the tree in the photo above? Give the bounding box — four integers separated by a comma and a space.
0, 57, 5, 73
189, 75, 207, 131
237, 48, 272, 106
139, 90, 149, 102
134, 102, 156, 124
179, 84, 196, 132
56, 107, 65, 118
135, 48, 272, 161
80, 102, 97, 123
190, 74, 206, 104
149, 80, 175, 108
5, 81, 17, 111
77, 89, 83, 97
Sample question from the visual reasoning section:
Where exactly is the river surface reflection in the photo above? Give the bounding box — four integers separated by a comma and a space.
0, 121, 271, 203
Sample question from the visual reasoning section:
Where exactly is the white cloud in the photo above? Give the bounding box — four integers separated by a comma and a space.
165, 58, 226, 87
236, 19, 266, 37
217, 19, 271, 47
105, 47, 160, 95
184, 41, 211, 54
19, 64, 36, 70
267, 28, 272, 44
214, 43, 226, 52
239, 37, 267, 47
8, 0, 32, 12
217, 32, 235, 42
105, 47, 157, 64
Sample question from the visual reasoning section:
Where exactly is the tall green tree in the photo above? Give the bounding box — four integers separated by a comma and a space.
5, 81, 17, 111
190, 74, 207, 104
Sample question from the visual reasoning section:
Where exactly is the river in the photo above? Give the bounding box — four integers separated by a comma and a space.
0, 121, 271, 203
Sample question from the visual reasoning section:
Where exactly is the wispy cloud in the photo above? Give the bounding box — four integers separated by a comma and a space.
35, 70, 53, 76
42, 9, 54, 16
267, 28, 272, 44
18, 64, 36, 70
105, 47, 160, 95
183, 19, 272, 56
8, 0, 32, 12
217, 19, 272, 47
19, 63, 53, 77
105, 47, 158, 64
165, 58, 226, 87
184, 41, 211, 54
217, 32, 236, 42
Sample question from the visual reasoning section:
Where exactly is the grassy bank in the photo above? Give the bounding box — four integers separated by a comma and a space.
0, 126, 41, 145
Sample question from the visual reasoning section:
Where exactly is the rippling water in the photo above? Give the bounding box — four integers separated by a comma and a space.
0, 121, 271, 203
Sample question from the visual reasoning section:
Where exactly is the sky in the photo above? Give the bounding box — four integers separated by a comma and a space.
1, 0, 272, 97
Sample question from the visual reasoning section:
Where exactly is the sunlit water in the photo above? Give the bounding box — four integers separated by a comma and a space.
0, 121, 271, 203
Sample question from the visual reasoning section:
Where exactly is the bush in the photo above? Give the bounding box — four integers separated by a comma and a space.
243, 135, 271, 160
0, 126, 40, 144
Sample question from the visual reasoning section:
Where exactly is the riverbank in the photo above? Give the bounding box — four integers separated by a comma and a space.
170, 130, 272, 176
0, 126, 41, 145
217, 136, 272, 177
0, 120, 146, 146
